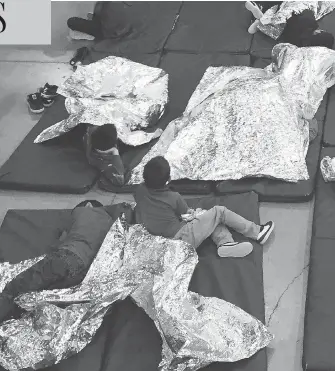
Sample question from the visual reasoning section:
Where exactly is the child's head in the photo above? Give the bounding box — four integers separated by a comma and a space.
143, 156, 171, 189
91, 124, 118, 151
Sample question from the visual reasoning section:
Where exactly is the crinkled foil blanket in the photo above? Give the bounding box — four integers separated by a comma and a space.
320, 156, 335, 181
0, 219, 273, 371
258, 1, 335, 40
34, 56, 168, 146
129, 44, 335, 185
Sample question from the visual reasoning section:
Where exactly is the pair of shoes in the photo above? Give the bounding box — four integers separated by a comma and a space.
38, 82, 58, 99
217, 221, 275, 258
26, 83, 58, 114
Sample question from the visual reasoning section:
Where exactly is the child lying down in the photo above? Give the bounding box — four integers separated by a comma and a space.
0, 201, 133, 323
134, 156, 275, 258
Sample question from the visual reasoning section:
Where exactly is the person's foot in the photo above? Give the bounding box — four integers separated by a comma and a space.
248, 19, 261, 34
39, 83, 58, 99
257, 221, 275, 245
245, 1, 263, 19
217, 241, 253, 258
27, 93, 44, 114
70, 47, 90, 68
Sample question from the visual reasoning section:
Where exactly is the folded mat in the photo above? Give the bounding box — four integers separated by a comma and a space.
215, 58, 328, 203
106, 53, 251, 195
165, 1, 253, 53
92, 2, 182, 55
303, 147, 335, 370
250, 7, 335, 59
321, 87, 335, 146
0, 54, 161, 194
0, 192, 266, 371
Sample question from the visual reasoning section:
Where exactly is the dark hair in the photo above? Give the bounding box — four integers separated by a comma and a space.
91, 124, 118, 151
143, 156, 170, 189
309, 31, 334, 49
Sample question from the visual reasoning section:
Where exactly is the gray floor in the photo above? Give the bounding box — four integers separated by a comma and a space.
0, 2, 313, 371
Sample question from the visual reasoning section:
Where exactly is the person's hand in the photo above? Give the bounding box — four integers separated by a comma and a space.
181, 214, 195, 222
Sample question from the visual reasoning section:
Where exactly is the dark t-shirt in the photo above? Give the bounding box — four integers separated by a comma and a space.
134, 183, 189, 238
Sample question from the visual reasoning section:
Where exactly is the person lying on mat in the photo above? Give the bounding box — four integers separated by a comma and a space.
0, 200, 134, 323
134, 156, 275, 258
246, 1, 335, 49
83, 123, 125, 188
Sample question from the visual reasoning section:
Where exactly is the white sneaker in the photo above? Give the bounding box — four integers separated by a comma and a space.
217, 241, 253, 258
245, 1, 264, 19
257, 221, 275, 245
248, 19, 261, 34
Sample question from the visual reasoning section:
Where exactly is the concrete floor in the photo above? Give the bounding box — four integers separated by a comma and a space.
0, 2, 313, 371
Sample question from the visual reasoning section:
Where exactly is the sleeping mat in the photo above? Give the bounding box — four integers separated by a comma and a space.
303, 146, 335, 371
321, 87, 335, 146
0, 192, 267, 371
165, 1, 253, 53
92, 2, 254, 56
92, 2, 182, 55
0, 54, 161, 194
215, 58, 328, 202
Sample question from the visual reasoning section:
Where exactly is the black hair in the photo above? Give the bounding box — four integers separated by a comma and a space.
143, 156, 171, 189
91, 124, 118, 151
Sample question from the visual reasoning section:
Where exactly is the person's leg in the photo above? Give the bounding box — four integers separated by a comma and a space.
67, 17, 102, 38
210, 224, 234, 246
175, 206, 259, 247
0, 250, 85, 322
174, 208, 254, 258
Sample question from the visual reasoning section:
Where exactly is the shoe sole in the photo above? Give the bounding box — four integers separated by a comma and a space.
259, 222, 275, 245
43, 101, 55, 108
41, 94, 58, 99
218, 242, 253, 258
245, 1, 263, 19
26, 100, 44, 114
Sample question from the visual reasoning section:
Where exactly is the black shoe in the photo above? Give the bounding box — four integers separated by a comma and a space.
41, 96, 56, 108
257, 221, 275, 245
39, 83, 58, 99
70, 47, 90, 68
27, 93, 44, 114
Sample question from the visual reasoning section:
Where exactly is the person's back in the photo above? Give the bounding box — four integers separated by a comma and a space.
134, 157, 188, 238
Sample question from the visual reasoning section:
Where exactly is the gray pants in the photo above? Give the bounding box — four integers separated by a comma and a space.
174, 206, 260, 249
